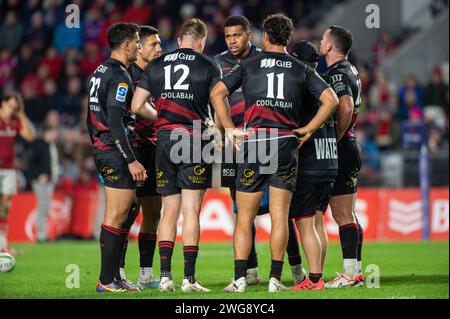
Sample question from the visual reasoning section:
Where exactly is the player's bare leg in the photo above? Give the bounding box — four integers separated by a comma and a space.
226, 188, 260, 287
97, 187, 136, 292
137, 195, 161, 288
314, 212, 328, 271
0, 194, 12, 253
180, 189, 209, 292
296, 217, 322, 274
229, 190, 262, 293
326, 193, 360, 288
157, 193, 181, 292
290, 216, 325, 290
267, 186, 291, 292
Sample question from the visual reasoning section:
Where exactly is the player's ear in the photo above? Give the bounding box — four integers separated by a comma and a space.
177, 37, 182, 46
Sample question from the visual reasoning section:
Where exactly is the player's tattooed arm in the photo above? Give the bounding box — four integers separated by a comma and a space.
335, 95, 354, 142
131, 87, 157, 121
329, 71, 354, 141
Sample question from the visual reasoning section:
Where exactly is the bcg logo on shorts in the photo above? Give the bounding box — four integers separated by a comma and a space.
222, 168, 235, 177
156, 170, 164, 179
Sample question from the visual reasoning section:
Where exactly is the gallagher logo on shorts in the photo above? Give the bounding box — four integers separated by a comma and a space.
194, 166, 206, 176
116, 83, 128, 102
243, 169, 255, 178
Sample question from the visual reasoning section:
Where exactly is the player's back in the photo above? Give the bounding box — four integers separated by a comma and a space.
140, 48, 220, 139
86, 58, 134, 153
323, 59, 361, 139
238, 51, 325, 135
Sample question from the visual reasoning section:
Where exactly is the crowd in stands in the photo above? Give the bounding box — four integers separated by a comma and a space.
0, 0, 448, 191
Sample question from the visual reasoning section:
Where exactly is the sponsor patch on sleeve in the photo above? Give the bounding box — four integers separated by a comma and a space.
115, 83, 128, 102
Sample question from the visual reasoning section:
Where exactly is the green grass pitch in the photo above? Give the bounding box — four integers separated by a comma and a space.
0, 241, 448, 299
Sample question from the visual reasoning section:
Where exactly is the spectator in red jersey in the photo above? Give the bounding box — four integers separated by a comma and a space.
372, 30, 397, 68
79, 42, 105, 76
0, 92, 36, 254
20, 63, 50, 101
122, 0, 152, 25
39, 47, 63, 81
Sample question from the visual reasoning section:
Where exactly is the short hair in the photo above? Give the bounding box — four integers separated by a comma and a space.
179, 18, 207, 40
139, 25, 159, 42
328, 25, 353, 55
263, 13, 294, 46
223, 15, 251, 32
1, 91, 23, 110
107, 22, 139, 50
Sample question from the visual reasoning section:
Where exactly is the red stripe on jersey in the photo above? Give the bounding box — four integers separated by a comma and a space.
155, 98, 201, 121
245, 104, 297, 129
93, 136, 113, 151
230, 100, 245, 117
155, 117, 195, 135
90, 111, 109, 131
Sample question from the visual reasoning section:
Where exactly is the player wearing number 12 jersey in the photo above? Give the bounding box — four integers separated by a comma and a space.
132, 18, 221, 293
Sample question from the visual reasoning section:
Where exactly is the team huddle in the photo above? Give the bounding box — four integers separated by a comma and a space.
86, 13, 365, 293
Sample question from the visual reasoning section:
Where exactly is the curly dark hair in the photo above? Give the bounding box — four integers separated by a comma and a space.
263, 13, 294, 46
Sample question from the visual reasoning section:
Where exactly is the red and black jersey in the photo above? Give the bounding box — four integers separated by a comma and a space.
323, 59, 362, 139
214, 46, 262, 127
128, 62, 156, 147
221, 51, 329, 136
138, 48, 221, 140
0, 116, 21, 169
86, 58, 136, 163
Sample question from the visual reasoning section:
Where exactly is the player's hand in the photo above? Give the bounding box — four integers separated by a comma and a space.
226, 128, 247, 151
293, 127, 313, 148
128, 160, 148, 182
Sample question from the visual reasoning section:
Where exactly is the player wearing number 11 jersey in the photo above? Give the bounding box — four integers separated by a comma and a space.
210, 13, 339, 293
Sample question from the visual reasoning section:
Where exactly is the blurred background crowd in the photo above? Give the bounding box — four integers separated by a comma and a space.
0, 0, 449, 193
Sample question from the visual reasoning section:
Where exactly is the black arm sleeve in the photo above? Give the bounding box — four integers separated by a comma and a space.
305, 66, 330, 100
221, 63, 244, 95
107, 107, 136, 164
328, 69, 353, 98
106, 77, 136, 164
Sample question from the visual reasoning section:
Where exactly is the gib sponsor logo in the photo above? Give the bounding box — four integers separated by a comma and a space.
260, 58, 292, 69
164, 52, 196, 62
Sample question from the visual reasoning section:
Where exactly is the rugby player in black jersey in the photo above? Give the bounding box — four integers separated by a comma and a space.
289, 41, 339, 291
131, 18, 221, 293
319, 25, 365, 288
117, 26, 162, 289
214, 15, 264, 289
211, 14, 339, 293
86, 22, 149, 293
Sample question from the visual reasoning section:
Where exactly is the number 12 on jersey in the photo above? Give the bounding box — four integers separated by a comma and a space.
164, 64, 190, 90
